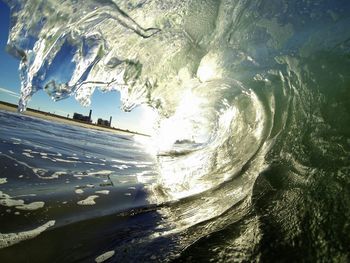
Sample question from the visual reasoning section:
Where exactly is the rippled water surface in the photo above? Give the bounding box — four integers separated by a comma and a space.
1, 0, 350, 262
0, 111, 161, 262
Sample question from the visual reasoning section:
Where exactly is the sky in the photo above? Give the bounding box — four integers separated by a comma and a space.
0, 1, 149, 133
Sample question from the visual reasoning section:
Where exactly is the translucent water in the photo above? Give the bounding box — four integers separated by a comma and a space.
1, 0, 350, 261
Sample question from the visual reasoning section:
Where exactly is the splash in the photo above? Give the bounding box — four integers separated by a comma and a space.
4, 0, 350, 261
4, 0, 277, 201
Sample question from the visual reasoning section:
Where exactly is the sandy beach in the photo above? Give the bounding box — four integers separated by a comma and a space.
0, 102, 147, 136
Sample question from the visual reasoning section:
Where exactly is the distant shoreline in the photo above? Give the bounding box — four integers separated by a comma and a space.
0, 101, 149, 137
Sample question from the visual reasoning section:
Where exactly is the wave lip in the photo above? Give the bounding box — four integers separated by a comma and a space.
151, 79, 269, 201
4, 0, 276, 238
5, 0, 350, 261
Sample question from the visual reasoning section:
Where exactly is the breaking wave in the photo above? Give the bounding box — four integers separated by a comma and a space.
4, 0, 350, 261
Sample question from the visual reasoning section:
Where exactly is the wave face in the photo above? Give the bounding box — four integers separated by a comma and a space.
5, 0, 350, 261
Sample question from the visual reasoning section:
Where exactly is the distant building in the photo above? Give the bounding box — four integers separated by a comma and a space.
97, 116, 112, 127
73, 110, 92, 123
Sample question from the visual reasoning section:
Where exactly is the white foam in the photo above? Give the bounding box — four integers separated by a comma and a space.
54, 158, 78, 163
111, 159, 138, 165
136, 171, 153, 176
38, 171, 67, 180
67, 156, 79, 160
111, 159, 152, 166
0, 191, 23, 206
16, 201, 45, 211
0, 220, 55, 249
87, 170, 113, 176
85, 161, 100, 165
135, 164, 148, 168
95, 190, 109, 195
22, 152, 34, 158
0, 178, 7, 184
3, 154, 48, 179
111, 164, 129, 170
0, 191, 44, 210
75, 189, 84, 194
0, 197, 24, 207
77, 195, 99, 205
95, 250, 115, 263
12, 194, 37, 198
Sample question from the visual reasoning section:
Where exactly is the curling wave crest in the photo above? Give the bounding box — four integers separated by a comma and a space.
4, 0, 350, 261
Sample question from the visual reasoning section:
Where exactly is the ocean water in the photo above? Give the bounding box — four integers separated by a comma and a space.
1, 0, 350, 262
0, 110, 161, 262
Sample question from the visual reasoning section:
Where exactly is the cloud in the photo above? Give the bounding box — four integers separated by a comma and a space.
0, 87, 20, 98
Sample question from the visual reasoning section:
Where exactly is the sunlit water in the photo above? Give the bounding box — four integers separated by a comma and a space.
1, 0, 350, 262
0, 111, 161, 262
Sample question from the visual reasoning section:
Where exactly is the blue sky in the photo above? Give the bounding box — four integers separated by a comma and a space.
0, 1, 147, 133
